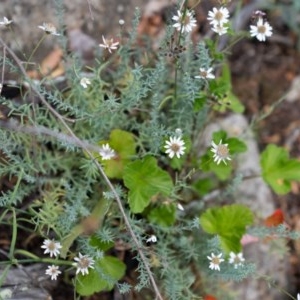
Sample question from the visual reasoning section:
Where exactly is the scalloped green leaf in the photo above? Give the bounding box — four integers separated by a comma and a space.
199, 204, 254, 253
227, 137, 247, 154
76, 256, 126, 296
194, 61, 243, 115
209, 63, 244, 113
193, 92, 206, 112
100, 129, 136, 179
212, 131, 247, 155
261, 144, 300, 194
200, 152, 232, 180
123, 156, 173, 213
212, 130, 227, 143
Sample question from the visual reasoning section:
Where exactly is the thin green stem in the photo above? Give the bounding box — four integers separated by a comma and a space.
9, 208, 17, 259
0, 209, 9, 224
0, 258, 73, 266
11, 169, 23, 203
174, 64, 179, 102
25, 34, 47, 70
250, 93, 287, 128
221, 33, 247, 54
0, 265, 11, 287
173, 0, 188, 103
1, 46, 5, 84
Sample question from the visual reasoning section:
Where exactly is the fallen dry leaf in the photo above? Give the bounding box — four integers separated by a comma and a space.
27, 47, 64, 79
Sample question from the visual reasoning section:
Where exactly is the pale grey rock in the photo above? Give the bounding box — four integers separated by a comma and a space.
200, 114, 288, 300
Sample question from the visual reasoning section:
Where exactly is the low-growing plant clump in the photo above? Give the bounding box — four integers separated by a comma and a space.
0, 0, 300, 299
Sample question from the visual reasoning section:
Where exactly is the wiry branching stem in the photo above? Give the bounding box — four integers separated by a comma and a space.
0, 38, 164, 300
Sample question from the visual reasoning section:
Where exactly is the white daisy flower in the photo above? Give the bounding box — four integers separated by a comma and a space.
211, 140, 231, 165
0, 17, 13, 26
80, 77, 91, 89
211, 23, 228, 36
195, 67, 215, 80
207, 7, 230, 26
207, 252, 224, 271
250, 17, 273, 42
99, 35, 119, 53
228, 252, 245, 269
172, 10, 197, 33
45, 265, 61, 280
297, 293, 300, 300
99, 143, 116, 160
38, 23, 60, 36
164, 136, 186, 159
146, 235, 157, 243
41, 239, 62, 258
73, 253, 95, 276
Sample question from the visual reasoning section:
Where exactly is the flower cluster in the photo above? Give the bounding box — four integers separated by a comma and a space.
208, 252, 245, 271
207, 7, 230, 36
41, 239, 62, 280
41, 239, 95, 280
250, 11, 273, 42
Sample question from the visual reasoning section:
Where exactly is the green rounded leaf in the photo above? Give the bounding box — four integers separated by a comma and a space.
100, 129, 136, 179
227, 138, 247, 154
123, 156, 173, 213
76, 256, 126, 296
200, 152, 232, 180
261, 144, 300, 194
199, 204, 254, 253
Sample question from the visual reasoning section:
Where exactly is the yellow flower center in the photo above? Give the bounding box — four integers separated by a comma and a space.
216, 144, 229, 158
171, 143, 180, 152
215, 11, 224, 22
200, 70, 208, 77
212, 256, 220, 265
234, 256, 241, 264
78, 257, 90, 269
258, 25, 266, 34
48, 241, 56, 251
